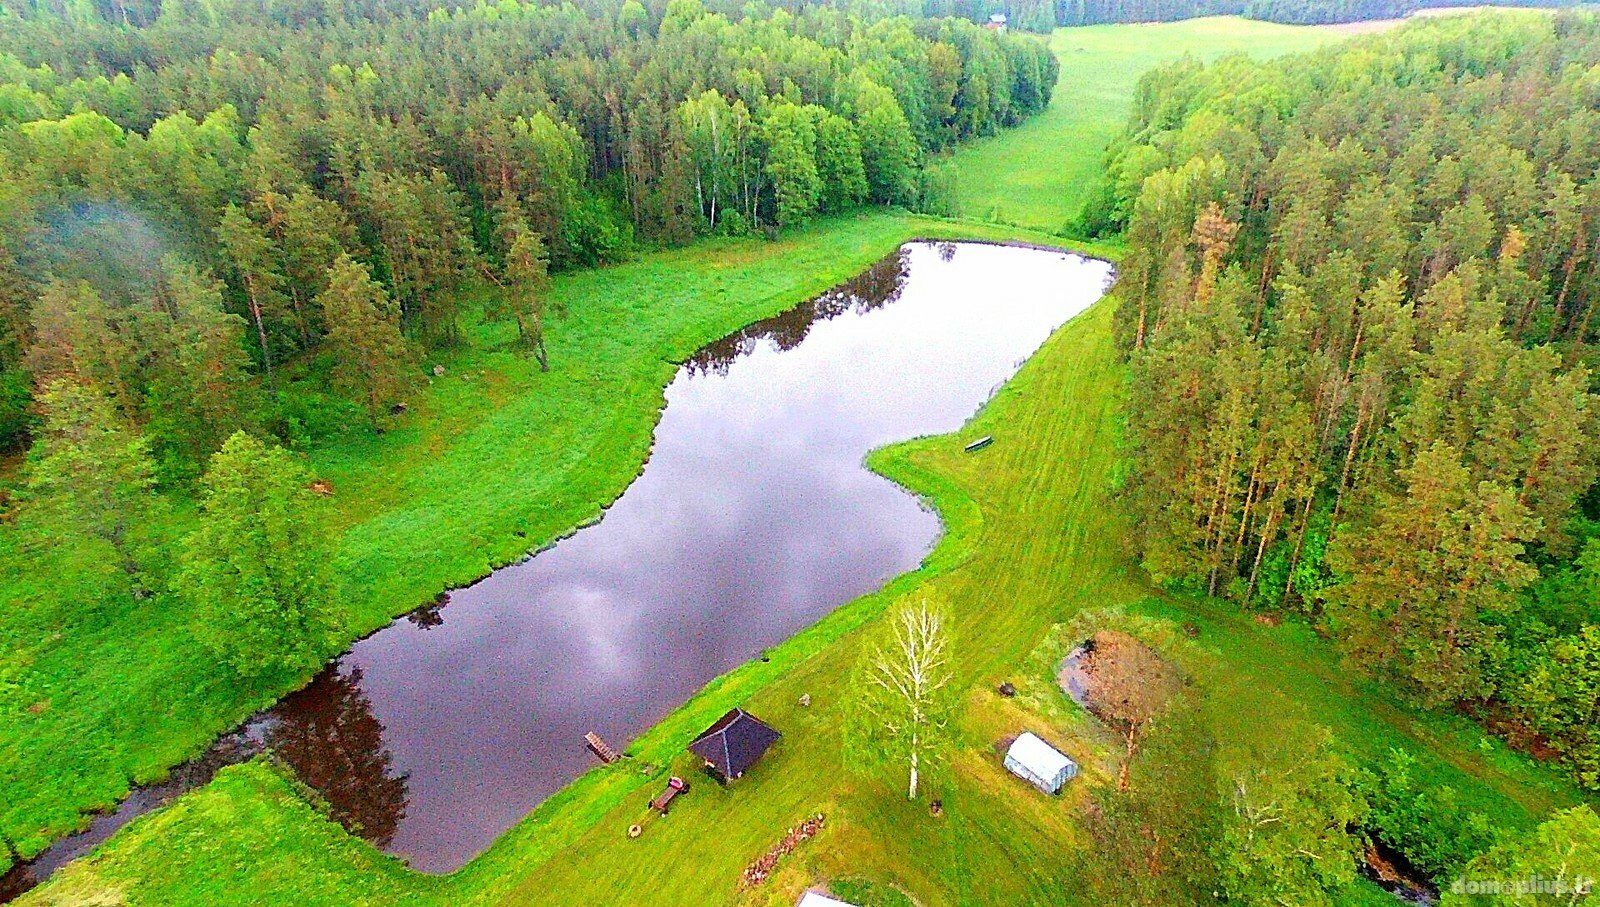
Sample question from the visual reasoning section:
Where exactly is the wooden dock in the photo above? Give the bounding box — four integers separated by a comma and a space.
584, 731, 622, 764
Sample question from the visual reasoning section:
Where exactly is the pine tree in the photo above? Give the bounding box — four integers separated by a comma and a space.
267, 189, 357, 346
217, 203, 288, 378
26, 279, 142, 416
147, 256, 255, 469
498, 214, 553, 371
356, 170, 476, 346
1327, 442, 1538, 705
317, 254, 413, 427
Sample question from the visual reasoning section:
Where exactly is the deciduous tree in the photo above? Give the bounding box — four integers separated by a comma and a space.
176, 431, 333, 678
846, 599, 955, 800
1440, 806, 1600, 906
1215, 726, 1366, 906
26, 378, 157, 579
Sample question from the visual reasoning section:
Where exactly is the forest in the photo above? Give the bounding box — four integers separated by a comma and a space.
839, 0, 1587, 32
0, 0, 1056, 460
1094, 7, 1600, 814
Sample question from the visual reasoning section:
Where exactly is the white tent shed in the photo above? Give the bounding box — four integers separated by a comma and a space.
1004, 732, 1078, 794
798, 893, 859, 907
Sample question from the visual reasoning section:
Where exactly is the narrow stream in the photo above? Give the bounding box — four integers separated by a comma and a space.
3, 241, 1112, 895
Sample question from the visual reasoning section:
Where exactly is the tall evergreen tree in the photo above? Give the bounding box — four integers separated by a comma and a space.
1327, 442, 1538, 704
317, 253, 413, 428
216, 203, 287, 377
497, 214, 554, 371
146, 257, 254, 470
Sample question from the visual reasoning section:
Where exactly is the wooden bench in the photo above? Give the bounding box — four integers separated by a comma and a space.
650, 777, 689, 814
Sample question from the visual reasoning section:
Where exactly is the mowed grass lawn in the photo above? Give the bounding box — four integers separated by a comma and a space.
945, 17, 1368, 233
27, 291, 1582, 907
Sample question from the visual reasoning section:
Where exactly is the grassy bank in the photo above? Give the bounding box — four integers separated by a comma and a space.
944, 17, 1364, 234
24, 286, 1582, 907
1, 211, 1100, 863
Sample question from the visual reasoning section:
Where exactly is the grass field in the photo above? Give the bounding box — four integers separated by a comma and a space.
944, 18, 1366, 234
16, 13, 1587, 907
25, 283, 1581, 907
1, 211, 1110, 866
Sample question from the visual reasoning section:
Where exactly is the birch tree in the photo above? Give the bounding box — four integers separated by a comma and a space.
847, 600, 955, 800
1441, 806, 1600, 907
1214, 726, 1366, 906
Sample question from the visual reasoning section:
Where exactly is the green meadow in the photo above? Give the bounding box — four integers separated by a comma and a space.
17, 14, 1583, 907
943, 17, 1370, 234
3, 212, 1082, 864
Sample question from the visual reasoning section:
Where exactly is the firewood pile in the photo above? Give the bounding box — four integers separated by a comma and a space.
739, 813, 826, 888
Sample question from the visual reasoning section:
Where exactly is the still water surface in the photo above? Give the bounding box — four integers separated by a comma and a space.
4, 241, 1111, 892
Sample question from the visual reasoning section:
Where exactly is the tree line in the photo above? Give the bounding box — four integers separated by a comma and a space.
1091, 10, 1600, 794
0, 0, 1057, 456
1045, 0, 1578, 27
1080, 649, 1600, 905
814, 0, 1581, 31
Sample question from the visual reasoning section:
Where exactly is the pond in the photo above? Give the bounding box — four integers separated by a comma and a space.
3, 241, 1112, 895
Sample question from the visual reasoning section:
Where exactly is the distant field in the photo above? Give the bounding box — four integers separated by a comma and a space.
945, 17, 1374, 234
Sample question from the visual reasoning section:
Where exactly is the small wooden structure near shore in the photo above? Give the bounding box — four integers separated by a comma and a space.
584, 731, 622, 764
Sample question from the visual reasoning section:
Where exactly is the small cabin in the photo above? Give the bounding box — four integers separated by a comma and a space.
986, 12, 1007, 31
689, 707, 781, 782
1004, 732, 1077, 794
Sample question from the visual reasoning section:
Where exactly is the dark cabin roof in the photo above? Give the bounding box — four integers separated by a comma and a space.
688, 708, 781, 779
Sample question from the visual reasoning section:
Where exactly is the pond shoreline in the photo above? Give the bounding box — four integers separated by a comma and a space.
7, 237, 1113, 900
